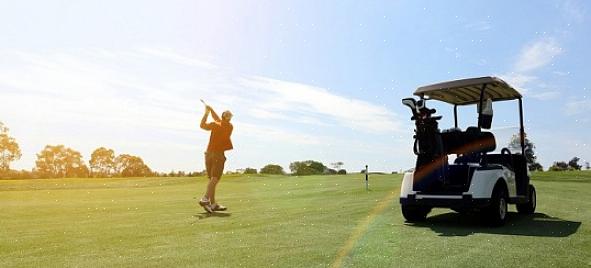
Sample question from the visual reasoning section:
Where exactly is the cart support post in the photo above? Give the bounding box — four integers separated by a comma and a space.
518, 98, 526, 156
478, 83, 487, 129
454, 104, 458, 128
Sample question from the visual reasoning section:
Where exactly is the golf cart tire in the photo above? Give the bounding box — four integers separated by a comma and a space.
516, 184, 536, 214
401, 205, 431, 222
483, 182, 508, 227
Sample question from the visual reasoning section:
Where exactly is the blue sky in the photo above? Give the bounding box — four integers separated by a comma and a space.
0, 0, 589, 172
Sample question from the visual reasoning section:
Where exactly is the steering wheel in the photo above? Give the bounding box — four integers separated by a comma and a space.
501, 148, 512, 156
500, 148, 514, 169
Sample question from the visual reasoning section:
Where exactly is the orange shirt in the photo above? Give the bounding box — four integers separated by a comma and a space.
203, 121, 233, 152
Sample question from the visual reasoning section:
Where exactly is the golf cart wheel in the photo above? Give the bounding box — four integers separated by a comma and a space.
516, 185, 536, 214
401, 205, 431, 222
484, 184, 508, 226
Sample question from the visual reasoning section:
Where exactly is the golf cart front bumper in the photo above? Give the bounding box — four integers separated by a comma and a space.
400, 194, 491, 209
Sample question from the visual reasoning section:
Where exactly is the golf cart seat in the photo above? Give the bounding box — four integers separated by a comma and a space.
484, 154, 513, 170
452, 127, 496, 164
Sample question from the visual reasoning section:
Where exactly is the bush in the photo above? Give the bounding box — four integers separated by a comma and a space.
549, 157, 584, 172
0, 169, 38, 179
549, 161, 569, 171
324, 168, 337, 175
244, 168, 258, 174
337, 169, 347, 175
260, 164, 285, 175
568, 157, 582, 170
289, 160, 326, 176
529, 162, 543, 172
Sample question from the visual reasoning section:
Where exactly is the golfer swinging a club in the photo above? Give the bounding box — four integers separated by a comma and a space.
199, 101, 233, 213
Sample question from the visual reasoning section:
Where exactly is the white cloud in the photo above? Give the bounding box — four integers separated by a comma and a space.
514, 38, 562, 72
237, 122, 323, 145
564, 100, 591, 116
465, 20, 492, 32
498, 73, 561, 101
561, 0, 585, 23
530, 91, 560, 101
498, 72, 537, 93
552, 70, 570, 76
0, 48, 404, 171
137, 47, 218, 70
500, 38, 564, 101
239, 76, 401, 133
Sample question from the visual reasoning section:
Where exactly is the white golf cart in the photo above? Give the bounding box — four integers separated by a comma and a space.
399, 76, 536, 226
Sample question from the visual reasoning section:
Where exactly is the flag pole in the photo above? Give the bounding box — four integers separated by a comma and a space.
365, 165, 369, 191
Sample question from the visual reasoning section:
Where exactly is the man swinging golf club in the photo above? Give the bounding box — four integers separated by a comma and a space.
199, 100, 233, 213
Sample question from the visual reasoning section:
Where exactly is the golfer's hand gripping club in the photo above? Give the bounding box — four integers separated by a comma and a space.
200, 99, 212, 113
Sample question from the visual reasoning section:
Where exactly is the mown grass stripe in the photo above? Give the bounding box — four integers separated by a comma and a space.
331, 189, 399, 268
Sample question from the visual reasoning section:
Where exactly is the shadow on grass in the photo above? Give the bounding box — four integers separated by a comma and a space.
407, 212, 581, 237
194, 212, 232, 220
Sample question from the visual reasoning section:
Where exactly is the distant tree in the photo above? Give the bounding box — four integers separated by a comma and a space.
529, 162, 544, 172
549, 161, 569, 171
184, 170, 207, 177
260, 164, 285, 175
114, 154, 152, 177
89, 147, 115, 177
0, 122, 22, 174
166, 170, 188, 177
289, 160, 326, 176
586, 161, 590, 170
325, 168, 337, 175
244, 168, 258, 174
188, 171, 205, 177
0, 169, 36, 179
330, 162, 344, 170
337, 169, 347, 175
35, 145, 89, 178
508, 134, 542, 171
568, 157, 582, 170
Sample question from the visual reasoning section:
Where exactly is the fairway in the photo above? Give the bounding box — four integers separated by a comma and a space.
1, 172, 590, 267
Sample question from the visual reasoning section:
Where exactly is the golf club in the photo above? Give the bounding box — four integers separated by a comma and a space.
200, 99, 212, 113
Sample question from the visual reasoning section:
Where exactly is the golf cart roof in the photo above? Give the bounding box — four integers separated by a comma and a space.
414, 76, 522, 105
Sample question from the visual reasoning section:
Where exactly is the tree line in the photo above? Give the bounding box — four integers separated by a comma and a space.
507, 134, 589, 172
0, 121, 152, 179
1, 121, 350, 179
239, 161, 347, 176
5, 120, 585, 179
4, 144, 153, 179
548, 157, 588, 171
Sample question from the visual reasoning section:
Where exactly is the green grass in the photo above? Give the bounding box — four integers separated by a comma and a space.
1, 171, 590, 267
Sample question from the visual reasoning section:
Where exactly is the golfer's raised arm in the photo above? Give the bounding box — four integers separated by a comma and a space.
209, 107, 221, 122
200, 107, 212, 130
